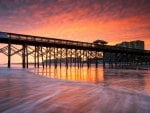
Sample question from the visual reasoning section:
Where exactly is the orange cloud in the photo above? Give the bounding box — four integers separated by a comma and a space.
0, 0, 150, 49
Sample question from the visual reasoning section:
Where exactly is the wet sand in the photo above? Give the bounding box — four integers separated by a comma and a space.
0, 68, 150, 113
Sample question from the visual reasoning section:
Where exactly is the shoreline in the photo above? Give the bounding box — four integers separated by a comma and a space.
0, 68, 150, 113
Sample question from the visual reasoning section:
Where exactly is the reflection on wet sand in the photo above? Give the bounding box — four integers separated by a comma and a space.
31, 66, 150, 94
32, 66, 104, 83
103, 69, 150, 94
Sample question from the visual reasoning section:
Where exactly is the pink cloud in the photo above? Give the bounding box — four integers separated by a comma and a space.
0, 0, 150, 49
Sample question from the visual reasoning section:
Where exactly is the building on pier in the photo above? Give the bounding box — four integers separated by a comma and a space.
116, 40, 144, 50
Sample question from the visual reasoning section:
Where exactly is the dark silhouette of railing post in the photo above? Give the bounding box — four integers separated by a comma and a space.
26, 45, 28, 68
89, 51, 91, 67
75, 49, 77, 67
66, 49, 68, 68
103, 52, 106, 68
82, 50, 84, 67
70, 49, 72, 67
8, 42, 11, 68
80, 50, 82, 67
22, 44, 26, 68
37, 46, 40, 68
60, 48, 62, 68
34, 46, 37, 68
49, 47, 51, 68
77, 50, 80, 68
86, 50, 89, 68
41, 47, 44, 69
46, 47, 48, 68
54, 48, 58, 68
54, 47, 56, 68
95, 51, 98, 68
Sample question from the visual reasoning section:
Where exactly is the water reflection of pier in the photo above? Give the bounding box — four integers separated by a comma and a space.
32, 66, 104, 83
32, 66, 150, 94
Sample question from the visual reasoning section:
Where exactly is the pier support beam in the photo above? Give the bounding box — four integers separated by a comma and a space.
37, 46, 40, 68
60, 48, 62, 68
8, 43, 11, 68
95, 51, 98, 68
49, 47, 51, 68
41, 47, 44, 69
103, 52, 106, 68
46, 47, 48, 68
34, 46, 37, 68
66, 49, 68, 68
26, 46, 28, 68
22, 44, 26, 68
86, 50, 89, 68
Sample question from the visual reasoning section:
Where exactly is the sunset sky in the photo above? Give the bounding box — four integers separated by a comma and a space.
0, 0, 150, 49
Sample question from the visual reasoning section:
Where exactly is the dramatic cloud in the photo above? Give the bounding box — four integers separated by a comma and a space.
0, 0, 150, 49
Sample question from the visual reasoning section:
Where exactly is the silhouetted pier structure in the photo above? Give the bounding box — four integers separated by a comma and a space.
0, 32, 150, 69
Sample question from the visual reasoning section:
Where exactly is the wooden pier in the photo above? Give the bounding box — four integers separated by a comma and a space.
0, 31, 150, 69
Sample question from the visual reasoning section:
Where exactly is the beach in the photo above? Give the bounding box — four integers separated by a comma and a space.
0, 67, 150, 113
